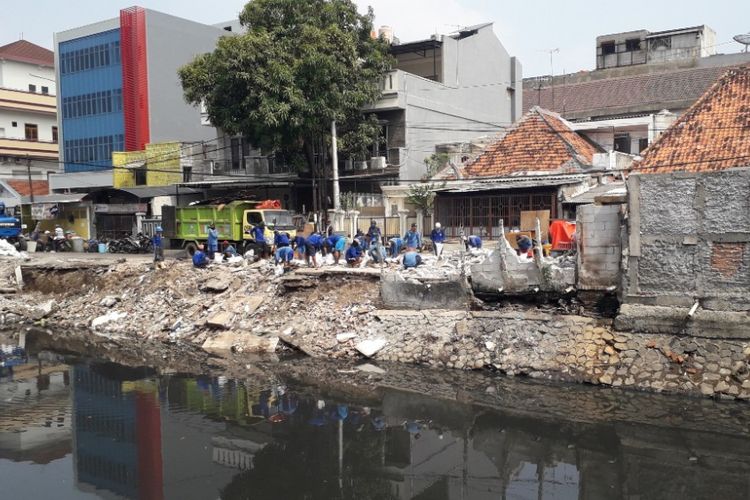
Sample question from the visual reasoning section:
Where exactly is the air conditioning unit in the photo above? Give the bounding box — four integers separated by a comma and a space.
355, 161, 368, 171
370, 156, 386, 170
344, 160, 354, 171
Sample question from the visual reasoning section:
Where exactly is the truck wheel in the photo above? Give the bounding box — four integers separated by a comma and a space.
17, 238, 27, 252
184, 242, 198, 257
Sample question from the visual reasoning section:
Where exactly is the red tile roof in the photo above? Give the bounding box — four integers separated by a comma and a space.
0, 40, 54, 68
454, 107, 600, 178
5, 179, 50, 197
635, 66, 750, 174
523, 66, 740, 119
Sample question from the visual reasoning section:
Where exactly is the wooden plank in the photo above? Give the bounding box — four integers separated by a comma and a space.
520, 210, 550, 242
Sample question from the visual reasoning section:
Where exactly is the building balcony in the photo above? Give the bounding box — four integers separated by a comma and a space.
0, 87, 56, 115
0, 137, 58, 160
363, 70, 407, 111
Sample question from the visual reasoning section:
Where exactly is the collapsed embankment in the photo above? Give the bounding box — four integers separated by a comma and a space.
1, 256, 749, 402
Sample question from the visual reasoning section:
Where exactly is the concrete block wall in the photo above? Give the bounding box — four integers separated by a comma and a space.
577, 204, 623, 290
626, 168, 750, 311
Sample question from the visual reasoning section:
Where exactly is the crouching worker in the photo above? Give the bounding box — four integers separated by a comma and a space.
402, 250, 423, 269
464, 235, 482, 251
222, 240, 237, 259
274, 245, 295, 270
345, 240, 363, 267
515, 234, 532, 256
388, 237, 403, 258
193, 244, 209, 268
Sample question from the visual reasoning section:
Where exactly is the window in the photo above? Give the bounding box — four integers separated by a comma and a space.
41, 86, 49, 94
11, 122, 17, 127
223, 26, 232, 32
625, 38, 641, 51
650, 36, 671, 51
52, 126, 58, 143
28, 84, 37, 93
601, 41, 616, 55
0, 127, 4, 138
246, 212, 263, 225
25, 124, 38, 141
638, 137, 649, 153
183, 167, 192, 183
135, 167, 147, 186
614, 133, 631, 154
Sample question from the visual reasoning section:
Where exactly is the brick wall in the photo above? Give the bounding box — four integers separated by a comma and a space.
577, 204, 623, 290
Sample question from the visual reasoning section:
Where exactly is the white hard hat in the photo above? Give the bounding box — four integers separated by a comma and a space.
435, 222, 441, 228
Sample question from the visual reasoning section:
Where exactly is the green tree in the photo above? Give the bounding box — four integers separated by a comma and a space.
405, 153, 449, 213
179, 0, 393, 177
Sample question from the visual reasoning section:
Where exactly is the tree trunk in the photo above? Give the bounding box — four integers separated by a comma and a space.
304, 139, 317, 217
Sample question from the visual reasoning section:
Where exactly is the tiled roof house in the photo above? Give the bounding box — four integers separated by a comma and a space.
0, 40, 54, 67
432, 107, 603, 238
634, 66, 750, 174
436, 107, 600, 180
624, 66, 750, 315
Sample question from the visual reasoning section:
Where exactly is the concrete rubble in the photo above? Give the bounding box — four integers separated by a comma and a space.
0, 248, 748, 401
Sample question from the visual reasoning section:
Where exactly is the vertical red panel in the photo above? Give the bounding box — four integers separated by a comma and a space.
135, 390, 164, 500
120, 6, 150, 151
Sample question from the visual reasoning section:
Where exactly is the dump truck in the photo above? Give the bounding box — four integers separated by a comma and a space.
0, 202, 25, 250
162, 200, 296, 255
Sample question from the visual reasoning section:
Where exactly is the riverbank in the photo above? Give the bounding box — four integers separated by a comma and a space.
1, 253, 749, 401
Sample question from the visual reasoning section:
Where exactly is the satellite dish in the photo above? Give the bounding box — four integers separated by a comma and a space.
733, 33, 750, 52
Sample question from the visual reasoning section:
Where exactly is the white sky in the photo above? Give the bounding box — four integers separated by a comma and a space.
2, 0, 749, 77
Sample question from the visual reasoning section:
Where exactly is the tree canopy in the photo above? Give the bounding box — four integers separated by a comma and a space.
179, 0, 393, 171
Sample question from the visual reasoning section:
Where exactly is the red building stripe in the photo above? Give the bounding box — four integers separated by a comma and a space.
120, 6, 150, 151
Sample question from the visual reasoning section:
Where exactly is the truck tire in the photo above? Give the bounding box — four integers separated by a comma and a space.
184, 242, 198, 257
16, 238, 27, 252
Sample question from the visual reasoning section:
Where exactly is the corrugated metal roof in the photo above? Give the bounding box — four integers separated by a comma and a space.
563, 182, 626, 204
22, 193, 87, 204
118, 186, 201, 198
435, 174, 588, 193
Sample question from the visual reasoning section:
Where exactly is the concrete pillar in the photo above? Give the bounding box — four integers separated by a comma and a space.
327, 209, 345, 232
416, 209, 424, 235
350, 210, 360, 237
135, 212, 146, 236
398, 209, 409, 237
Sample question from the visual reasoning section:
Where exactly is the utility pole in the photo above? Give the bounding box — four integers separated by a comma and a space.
26, 155, 34, 204
331, 120, 340, 211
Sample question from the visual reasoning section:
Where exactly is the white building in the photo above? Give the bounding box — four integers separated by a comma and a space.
0, 40, 59, 180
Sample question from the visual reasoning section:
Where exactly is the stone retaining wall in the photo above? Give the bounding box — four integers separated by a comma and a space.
364, 310, 750, 400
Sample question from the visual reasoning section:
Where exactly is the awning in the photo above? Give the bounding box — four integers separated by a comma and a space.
435, 174, 588, 194
564, 182, 626, 204
118, 186, 202, 199
21, 193, 87, 204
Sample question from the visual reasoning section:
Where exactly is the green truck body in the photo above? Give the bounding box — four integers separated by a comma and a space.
162, 201, 296, 253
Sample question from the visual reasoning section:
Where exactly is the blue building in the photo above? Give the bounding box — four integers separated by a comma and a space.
53, 6, 227, 183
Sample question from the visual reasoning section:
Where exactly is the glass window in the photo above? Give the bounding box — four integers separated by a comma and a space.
52, 126, 58, 143
601, 41, 616, 55
28, 84, 36, 93
41, 86, 48, 95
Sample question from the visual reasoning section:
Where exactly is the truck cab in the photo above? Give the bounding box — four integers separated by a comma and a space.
244, 209, 297, 241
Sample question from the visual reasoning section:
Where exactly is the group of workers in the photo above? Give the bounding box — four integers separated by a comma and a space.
188, 219, 491, 270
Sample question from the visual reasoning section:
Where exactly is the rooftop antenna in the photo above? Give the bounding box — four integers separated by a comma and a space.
540, 48, 559, 109
734, 33, 750, 53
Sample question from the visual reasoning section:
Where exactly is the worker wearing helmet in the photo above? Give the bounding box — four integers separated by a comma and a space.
153, 226, 164, 262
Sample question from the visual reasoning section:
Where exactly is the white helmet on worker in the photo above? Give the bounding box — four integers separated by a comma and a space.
435, 222, 441, 228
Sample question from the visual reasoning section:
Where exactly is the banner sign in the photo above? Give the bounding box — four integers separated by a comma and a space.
31, 203, 59, 220
95, 203, 147, 214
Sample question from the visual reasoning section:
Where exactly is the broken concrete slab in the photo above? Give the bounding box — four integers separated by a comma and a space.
31, 299, 56, 320
356, 338, 387, 357
200, 275, 233, 293
203, 331, 278, 354
356, 363, 386, 374
336, 332, 358, 343
100, 296, 118, 308
91, 311, 127, 329
206, 311, 234, 329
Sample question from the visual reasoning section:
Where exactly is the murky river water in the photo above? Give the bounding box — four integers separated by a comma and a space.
1, 352, 749, 500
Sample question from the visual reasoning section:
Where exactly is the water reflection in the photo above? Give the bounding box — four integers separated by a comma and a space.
1, 357, 750, 500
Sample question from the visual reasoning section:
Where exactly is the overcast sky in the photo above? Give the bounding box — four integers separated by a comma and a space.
2, 0, 749, 77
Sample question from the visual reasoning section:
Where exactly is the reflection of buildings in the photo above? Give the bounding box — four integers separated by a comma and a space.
72, 363, 163, 500
0, 367, 71, 464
